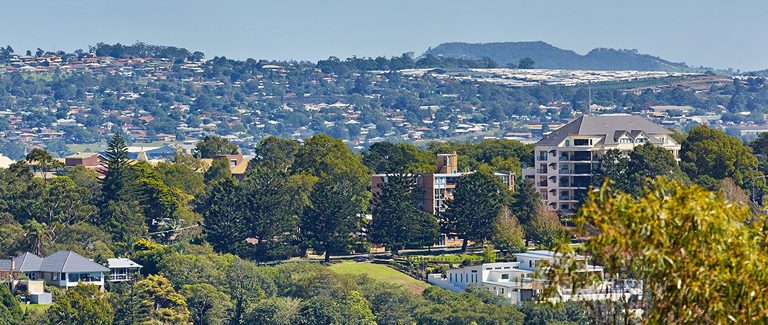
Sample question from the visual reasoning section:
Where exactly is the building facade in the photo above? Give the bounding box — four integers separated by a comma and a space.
428, 250, 642, 305
528, 115, 680, 212
371, 153, 514, 246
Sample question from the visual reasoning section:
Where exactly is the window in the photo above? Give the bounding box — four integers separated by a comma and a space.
529, 261, 533, 268
574, 139, 589, 146
501, 274, 509, 280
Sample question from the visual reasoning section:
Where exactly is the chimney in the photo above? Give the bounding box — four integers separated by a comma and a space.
436, 152, 458, 174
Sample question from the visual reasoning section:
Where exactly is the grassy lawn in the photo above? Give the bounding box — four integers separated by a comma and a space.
329, 261, 430, 294
21, 303, 50, 314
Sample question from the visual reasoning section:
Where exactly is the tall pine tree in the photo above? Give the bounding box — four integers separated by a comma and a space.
99, 134, 133, 203
370, 174, 439, 255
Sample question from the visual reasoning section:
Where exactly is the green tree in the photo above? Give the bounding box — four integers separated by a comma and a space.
510, 178, 541, 226
680, 125, 762, 191
135, 275, 191, 324
180, 284, 232, 325
25, 148, 64, 180
155, 162, 205, 197
294, 135, 370, 262
297, 292, 375, 325
571, 177, 768, 323
241, 167, 312, 261
0, 284, 23, 325
45, 283, 114, 325
518, 57, 535, 69
99, 134, 134, 203
370, 174, 439, 255
223, 259, 273, 324
595, 143, 689, 197
492, 206, 526, 254
245, 297, 300, 325
198, 178, 247, 255
252, 136, 300, 171
29, 177, 98, 253
194, 136, 239, 158
444, 170, 511, 251
527, 208, 568, 248
204, 158, 232, 184
363, 142, 434, 174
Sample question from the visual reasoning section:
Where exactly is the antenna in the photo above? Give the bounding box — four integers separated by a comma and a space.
587, 81, 592, 115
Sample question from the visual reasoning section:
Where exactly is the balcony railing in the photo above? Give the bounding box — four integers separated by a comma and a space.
109, 274, 137, 282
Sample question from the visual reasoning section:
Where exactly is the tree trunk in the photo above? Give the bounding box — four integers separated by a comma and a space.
461, 238, 468, 252
324, 251, 331, 263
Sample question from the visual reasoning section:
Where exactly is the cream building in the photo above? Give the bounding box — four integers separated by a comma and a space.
529, 115, 680, 212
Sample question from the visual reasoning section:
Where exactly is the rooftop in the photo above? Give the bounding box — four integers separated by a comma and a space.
536, 114, 673, 146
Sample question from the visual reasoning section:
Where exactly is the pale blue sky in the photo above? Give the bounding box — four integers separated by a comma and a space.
2, 0, 766, 70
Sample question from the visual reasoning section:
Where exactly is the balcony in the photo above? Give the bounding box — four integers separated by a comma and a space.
559, 195, 571, 201
538, 181, 547, 187
537, 155, 548, 161
537, 168, 547, 174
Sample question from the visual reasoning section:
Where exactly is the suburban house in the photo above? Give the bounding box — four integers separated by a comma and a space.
371, 153, 514, 246
107, 258, 143, 282
526, 115, 680, 212
0, 251, 110, 290
427, 250, 642, 305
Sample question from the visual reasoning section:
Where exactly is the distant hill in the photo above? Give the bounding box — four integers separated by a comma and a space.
424, 41, 695, 72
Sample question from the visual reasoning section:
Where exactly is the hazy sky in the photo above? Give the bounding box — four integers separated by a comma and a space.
2, 0, 766, 70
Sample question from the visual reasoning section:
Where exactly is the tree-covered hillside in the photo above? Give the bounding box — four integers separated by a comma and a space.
425, 41, 695, 71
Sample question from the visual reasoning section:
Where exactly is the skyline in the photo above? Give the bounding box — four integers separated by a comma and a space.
2, 0, 767, 71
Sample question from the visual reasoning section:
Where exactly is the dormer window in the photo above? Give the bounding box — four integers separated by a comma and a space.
574, 139, 590, 146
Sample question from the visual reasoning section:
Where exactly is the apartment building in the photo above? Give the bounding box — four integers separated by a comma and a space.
371, 153, 514, 245
529, 115, 680, 212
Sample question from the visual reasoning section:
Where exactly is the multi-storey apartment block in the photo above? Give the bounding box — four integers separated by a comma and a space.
530, 115, 680, 212
371, 153, 514, 246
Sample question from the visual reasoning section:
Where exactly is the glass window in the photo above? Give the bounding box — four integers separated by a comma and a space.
501, 274, 509, 280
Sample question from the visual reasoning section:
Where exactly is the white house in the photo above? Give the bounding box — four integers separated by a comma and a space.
107, 258, 143, 282
427, 250, 642, 305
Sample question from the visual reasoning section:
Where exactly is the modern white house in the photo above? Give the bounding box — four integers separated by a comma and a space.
427, 250, 642, 305
107, 258, 143, 282
526, 114, 680, 212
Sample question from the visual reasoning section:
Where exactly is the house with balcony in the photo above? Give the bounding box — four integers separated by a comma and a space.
0, 251, 109, 291
528, 115, 680, 213
107, 258, 143, 282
